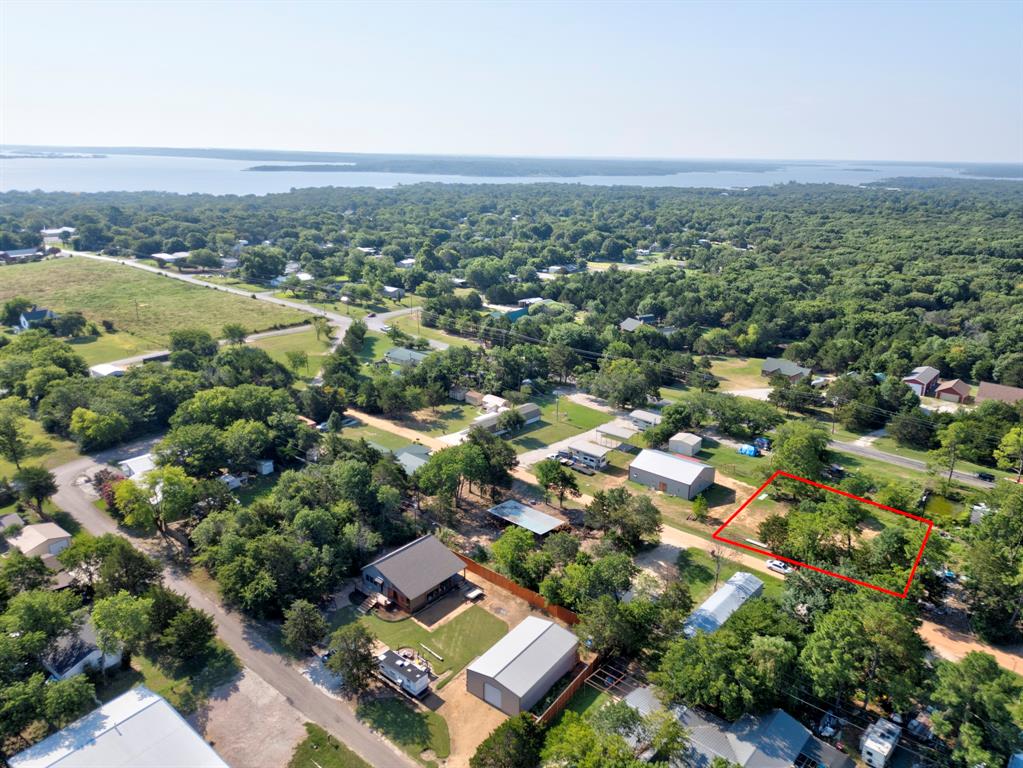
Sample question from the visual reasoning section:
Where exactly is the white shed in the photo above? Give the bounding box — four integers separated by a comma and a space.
668, 432, 702, 456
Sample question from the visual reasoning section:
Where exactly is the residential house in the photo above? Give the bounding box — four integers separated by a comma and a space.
464, 390, 485, 406
568, 439, 612, 470
619, 317, 646, 333
517, 297, 545, 308
629, 449, 715, 501
976, 381, 1023, 405
396, 257, 417, 269
469, 403, 541, 435
624, 686, 855, 768
361, 535, 465, 613
385, 347, 429, 366
19, 307, 57, 330
7, 686, 229, 768
394, 444, 431, 475
684, 572, 763, 637
381, 285, 406, 300
219, 256, 240, 270
668, 432, 702, 456
628, 409, 663, 430
42, 619, 121, 680
934, 379, 971, 404
377, 649, 430, 697
761, 358, 812, 383
8, 523, 72, 559
901, 366, 941, 397
466, 616, 578, 715
860, 719, 901, 768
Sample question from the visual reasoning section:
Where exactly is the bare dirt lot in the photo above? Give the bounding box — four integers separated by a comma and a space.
435, 668, 508, 768
189, 668, 307, 768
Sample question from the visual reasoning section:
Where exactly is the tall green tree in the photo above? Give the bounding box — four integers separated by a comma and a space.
0, 396, 30, 470
326, 623, 376, 698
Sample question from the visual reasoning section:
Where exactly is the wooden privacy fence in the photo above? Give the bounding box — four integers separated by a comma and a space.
535, 655, 601, 725
454, 553, 579, 625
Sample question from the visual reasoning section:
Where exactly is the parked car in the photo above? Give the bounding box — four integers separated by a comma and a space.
977, 471, 995, 482
316, 422, 330, 432
340, 417, 360, 427
367, 312, 376, 317
766, 559, 794, 575
570, 464, 596, 476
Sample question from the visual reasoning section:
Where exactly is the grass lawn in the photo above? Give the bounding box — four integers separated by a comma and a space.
0, 259, 306, 360
509, 397, 610, 454
677, 547, 785, 604
288, 723, 372, 768
356, 699, 449, 767
342, 423, 413, 451
356, 331, 395, 364
697, 438, 770, 487
708, 356, 767, 391
869, 436, 1014, 483
66, 332, 152, 365
551, 685, 611, 727
0, 419, 79, 479
96, 641, 239, 714
390, 314, 479, 349
235, 473, 279, 506
249, 328, 331, 377
406, 402, 482, 437
331, 605, 507, 687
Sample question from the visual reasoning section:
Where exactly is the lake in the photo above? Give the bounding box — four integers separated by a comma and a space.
0, 152, 1009, 195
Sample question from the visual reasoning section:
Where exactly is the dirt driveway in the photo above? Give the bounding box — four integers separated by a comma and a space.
435, 668, 508, 768
190, 668, 307, 768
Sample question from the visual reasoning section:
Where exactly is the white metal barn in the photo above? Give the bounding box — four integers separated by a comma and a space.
466, 616, 578, 715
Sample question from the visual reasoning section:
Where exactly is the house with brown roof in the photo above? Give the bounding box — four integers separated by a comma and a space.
976, 381, 1023, 405
934, 379, 971, 404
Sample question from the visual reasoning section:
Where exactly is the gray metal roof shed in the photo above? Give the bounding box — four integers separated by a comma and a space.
683, 571, 764, 637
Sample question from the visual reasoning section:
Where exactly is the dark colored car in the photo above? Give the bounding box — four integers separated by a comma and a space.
977, 472, 995, 482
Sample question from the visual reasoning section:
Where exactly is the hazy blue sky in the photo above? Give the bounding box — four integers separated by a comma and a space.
3, 0, 1021, 162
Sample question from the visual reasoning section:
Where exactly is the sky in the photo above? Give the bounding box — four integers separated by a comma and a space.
2, 0, 1021, 163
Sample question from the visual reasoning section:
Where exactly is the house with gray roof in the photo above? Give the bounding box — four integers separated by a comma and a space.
19, 307, 57, 330
761, 358, 812, 383
466, 616, 578, 715
394, 443, 431, 475
42, 619, 121, 681
624, 687, 854, 768
361, 535, 465, 613
385, 347, 429, 366
684, 571, 763, 637
901, 366, 941, 397
620, 317, 646, 333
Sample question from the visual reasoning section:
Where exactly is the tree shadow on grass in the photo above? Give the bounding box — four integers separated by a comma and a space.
356, 698, 432, 751
675, 549, 714, 589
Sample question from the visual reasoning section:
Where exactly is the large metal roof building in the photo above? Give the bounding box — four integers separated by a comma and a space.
466, 616, 578, 715
683, 571, 764, 637
8, 686, 228, 768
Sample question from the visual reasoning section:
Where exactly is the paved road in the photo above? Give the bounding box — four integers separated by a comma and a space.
365, 306, 449, 351
828, 439, 992, 489
52, 447, 416, 768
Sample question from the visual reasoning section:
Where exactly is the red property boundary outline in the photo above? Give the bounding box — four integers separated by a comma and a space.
712, 470, 934, 599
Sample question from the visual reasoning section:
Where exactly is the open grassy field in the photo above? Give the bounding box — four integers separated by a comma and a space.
509, 397, 610, 453
697, 437, 771, 487
707, 356, 767, 390
0, 418, 79, 479
404, 402, 482, 437
677, 547, 785, 603
331, 605, 507, 688
342, 423, 414, 451
249, 328, 333, 377
0, 259, 306, 363
288, 724, 372, 768
356, 699, 450, 768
